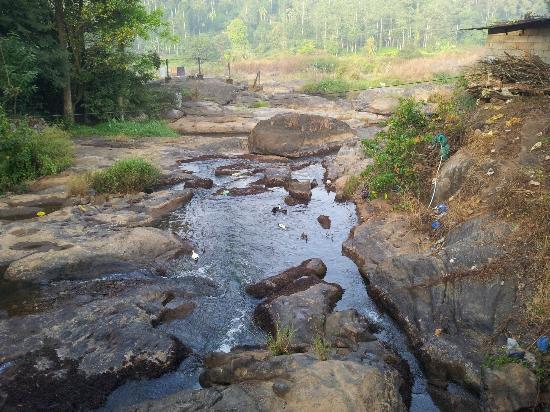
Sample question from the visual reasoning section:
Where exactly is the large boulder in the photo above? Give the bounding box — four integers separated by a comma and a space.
248, 113, 356, 158
433, 150, 475, 203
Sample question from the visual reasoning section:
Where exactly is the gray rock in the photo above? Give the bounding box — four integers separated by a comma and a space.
249, 113, 356, 158
163, 109, 184, 120
286, 180, 312, 203
434, 150, 475, 203
482, 364, 539, 411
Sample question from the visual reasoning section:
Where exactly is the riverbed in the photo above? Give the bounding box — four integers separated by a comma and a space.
102, 158, 438, 411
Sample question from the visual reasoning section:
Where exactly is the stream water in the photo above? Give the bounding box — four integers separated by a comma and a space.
102, 159, 439, 411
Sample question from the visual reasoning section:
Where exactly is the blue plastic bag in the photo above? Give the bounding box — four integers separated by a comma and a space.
536, 336, 549, 353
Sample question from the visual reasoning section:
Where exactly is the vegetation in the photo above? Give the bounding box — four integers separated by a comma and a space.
250, 100, 269, 108
90, 158, 161, 194
0, 0, 167, 121
267, 323, 295, 356
0, 108, 74, 193
143, 0, 546, 58
303, 78, 350, 97
312, 336, 331, 361
69, 120, 178, 139
362, 98, 429, 195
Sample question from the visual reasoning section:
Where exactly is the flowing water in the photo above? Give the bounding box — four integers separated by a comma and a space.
103, 158, 439, 411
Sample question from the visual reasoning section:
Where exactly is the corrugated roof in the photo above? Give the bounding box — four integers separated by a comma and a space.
462, 16, 550, 33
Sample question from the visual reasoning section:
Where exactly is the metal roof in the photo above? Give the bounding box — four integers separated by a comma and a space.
462, 17, 550, 34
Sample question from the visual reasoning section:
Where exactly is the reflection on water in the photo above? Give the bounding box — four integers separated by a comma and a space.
102, 159, 438, 412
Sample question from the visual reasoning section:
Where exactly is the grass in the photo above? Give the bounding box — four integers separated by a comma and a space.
312, 335, 331, 361
303, 78, 350, 97
88, 158, 161, 194
267, 323, 295, 356
342, 175, 364, 199
250, 100, 269, 108
0, 109, 74, 193
69, 119, 178, 139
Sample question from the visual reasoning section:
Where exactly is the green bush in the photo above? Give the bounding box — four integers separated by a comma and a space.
302, 78, 350, 97
69, 119, 178, 138
0, 109, 74, 193
250, 100, 269, 108
312, 335, 331, 361
362, 98, 428, 194
310, 57, 338, 72
91, 158, 160, 194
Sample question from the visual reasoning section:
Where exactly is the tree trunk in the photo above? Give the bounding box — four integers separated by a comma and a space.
53, 0, 74, 123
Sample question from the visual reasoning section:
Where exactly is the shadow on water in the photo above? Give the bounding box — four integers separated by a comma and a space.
102, 159, 439, 411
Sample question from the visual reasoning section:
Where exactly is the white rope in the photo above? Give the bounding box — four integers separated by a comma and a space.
428, 144, 444, 208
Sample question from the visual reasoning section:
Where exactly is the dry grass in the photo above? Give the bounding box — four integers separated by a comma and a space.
67, 173, 91, 198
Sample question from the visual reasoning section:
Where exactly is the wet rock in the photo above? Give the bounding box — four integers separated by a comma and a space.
214, 163, 252, 176
324, 310, 377, 348
257, 167, 292, 188
482, 364, 539, 411
317, 215, 331, 229
215, 185, 268, 197
152, 300, 197, 326
184, 177, 214, 189
286, 180, 312, 203
249, 113, 356, 158
245, 259, 327, 299
254, 282, 343, 344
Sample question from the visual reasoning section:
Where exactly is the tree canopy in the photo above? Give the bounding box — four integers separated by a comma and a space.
143, 0, 548, 57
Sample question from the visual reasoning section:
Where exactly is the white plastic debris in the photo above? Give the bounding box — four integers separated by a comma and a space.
530, 141, 542, 151
278, 223, 287, 230
326, 179, 332, 185
191, 250, 199, 261
486, 168, 495, 176
507, 338, 520, 351
529, 180, 541, 187
449, 258, 456, 264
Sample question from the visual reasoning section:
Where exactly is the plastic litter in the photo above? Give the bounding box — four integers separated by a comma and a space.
508, 351, 525, 360
486, 168, 495, 176
36, 211, 46, 217
434, 134, 450, 160
528, 180, 540, 186
278, 223, 287, 230
435, 203, 448, 215
530, 141, 542, 151
272, 205, 287, 214
326, 179, 332, 185
221, 190, 230, 196
191, 250, 199, 261
536, 336, 549, 353
434, 328, 442, 337
431, 220, 441, 230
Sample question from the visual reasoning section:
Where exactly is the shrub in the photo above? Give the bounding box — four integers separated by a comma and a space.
302, 78, 350, 97
312, 335, 331, 361
342, 175, 363, 199
267, 323, 295, 356
362, 98, 429, 194
0, 110, 74, 193
67, 173, 92, 197
90, 158, 160, 194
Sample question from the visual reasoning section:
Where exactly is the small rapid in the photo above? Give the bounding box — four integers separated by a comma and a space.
102, 158, 438, 411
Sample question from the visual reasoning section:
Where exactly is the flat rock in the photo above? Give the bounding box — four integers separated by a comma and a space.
249, 113, 356, 158
317, 215, 331, 229
286, 180, 312, 203
482, 364, 539, 411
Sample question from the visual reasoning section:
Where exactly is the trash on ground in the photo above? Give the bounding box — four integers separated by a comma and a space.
435, 203, 448, 215
272, 205, 287, 214
431, 220, 441, 230
36, 211, 46, 217
530, 141, 542, 151
434, 134, 450, 160
528, 180, 540, 186
537, 336, 549, 353
486, 168, 495, 176
434, 328, 442, 337
191, 250, 199, 261
326, 179, 332, 185
278, 223, 287, 230
221, 190, 230, 196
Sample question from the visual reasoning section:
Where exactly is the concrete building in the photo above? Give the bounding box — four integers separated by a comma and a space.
466, 17, 550, 63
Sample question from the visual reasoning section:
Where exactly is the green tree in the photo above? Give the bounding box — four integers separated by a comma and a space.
226, 18, 249, 58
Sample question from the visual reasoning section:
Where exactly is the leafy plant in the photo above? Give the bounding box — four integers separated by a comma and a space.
362, 98, 429, 194
342, 175, 363, 199
90, 158, 160, 194
0, 109, 74, 193
303, 78, 350, 97
267, 322, 295, 356
312, 335, 331, 361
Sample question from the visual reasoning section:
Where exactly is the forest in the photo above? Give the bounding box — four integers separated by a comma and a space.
143, 0, 549, 57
